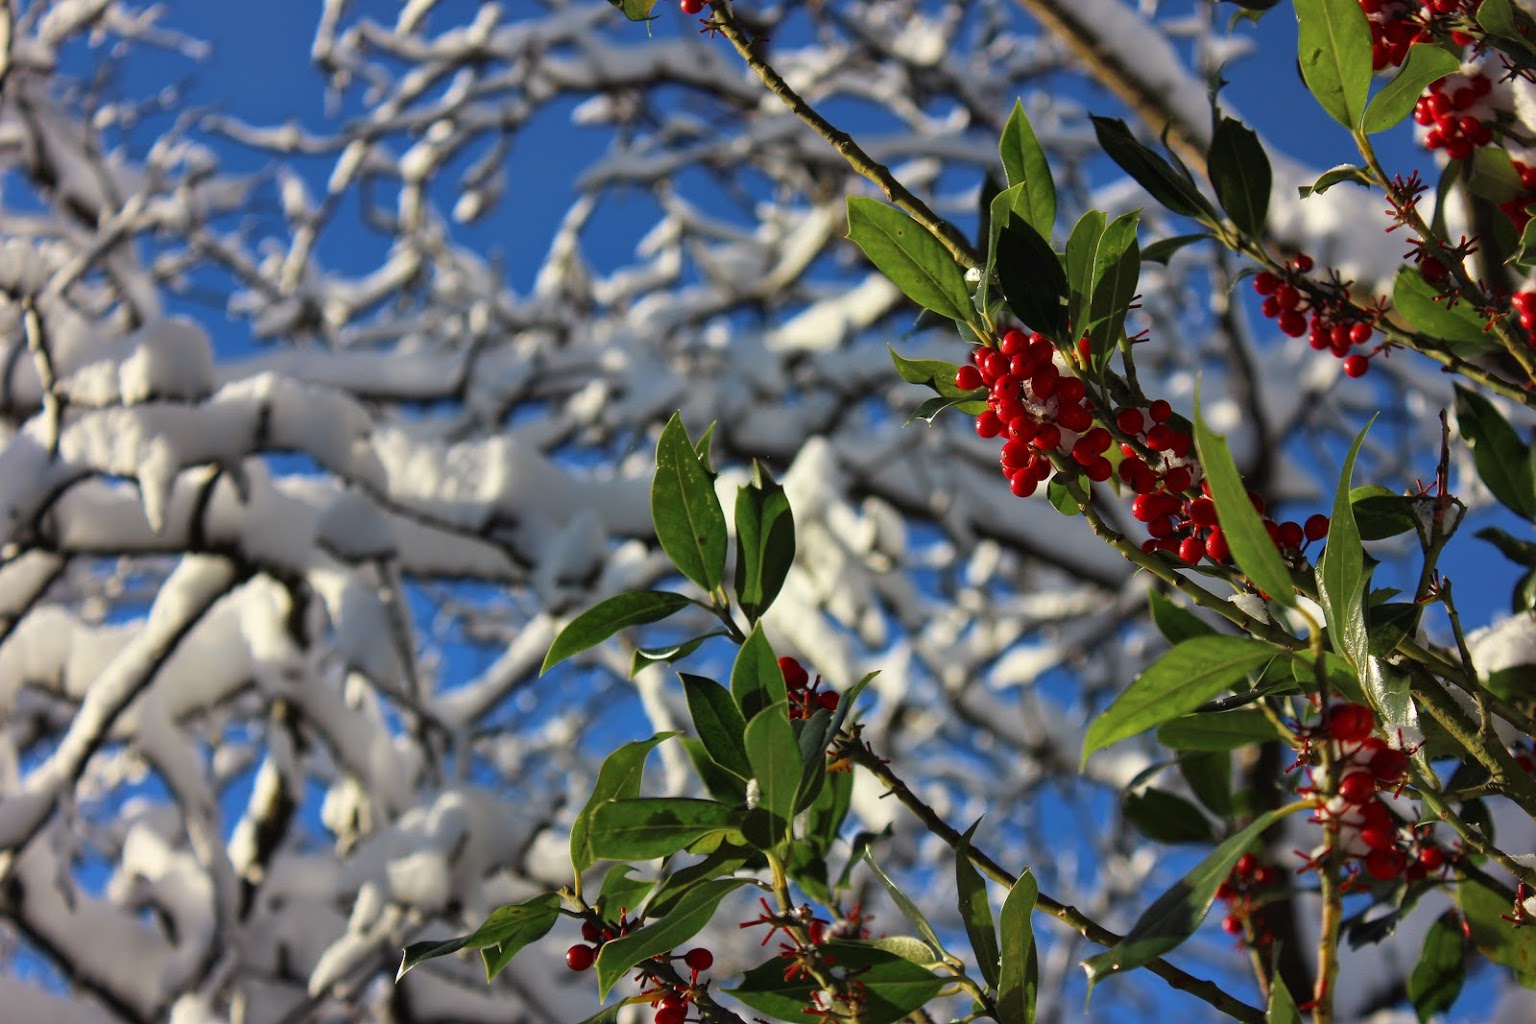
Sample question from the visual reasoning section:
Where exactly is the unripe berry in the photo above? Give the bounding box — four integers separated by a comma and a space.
684, 947, 714, 972
566, 944, 596, 971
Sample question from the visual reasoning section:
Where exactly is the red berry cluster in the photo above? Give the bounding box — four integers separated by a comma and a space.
778, 656, 838, 719
641, 949, 714, 1024
1359, 0, 1478, 69
1216, 853, 1282, 949
1253, 257, 1378, 378
1512, 289, 1536, 341
1414, 71, 1497, 160
1295, 703, 1448, 884
959, 329, 1109, 495
566, 913, 637, 973
1132, 483, 1329, 567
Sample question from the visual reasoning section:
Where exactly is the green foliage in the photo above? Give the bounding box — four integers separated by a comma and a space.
847, 197, 974, 324
543, 591, 695, 673
1294, 0, 1373, 130
396, 893, 561, 981
997, 871, 1039, 1024
1361, 44, 1461, 134
999, 100, 1057, 239
996, 212, 1070, 337
652, 413, 729, 592
1208, 116, 1271, 237
1408, 910, 1468, 1021
572, 734, 678, 874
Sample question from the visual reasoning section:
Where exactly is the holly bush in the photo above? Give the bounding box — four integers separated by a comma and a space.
397, 1, 1536, 1022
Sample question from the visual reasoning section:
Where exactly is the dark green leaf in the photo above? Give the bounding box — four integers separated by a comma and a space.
999, 100, 1056, 238
1362, 45, 1462, 134
652, 413, 728, 592
887, 346, 977, 398
1082, 636, 1276, 763
1081, 804, 1297, 987
682, 673, 751, 779
730, 940, 945, 1024
646, 845, 752, 919
792, 708, 835, 814
1208, 117, 1271, 237
1122, 788, 1216, 844
1393, 267, 1496, 347
731, 623, 788, 722
1084, 211, 1142, 370
1409, 910, 1467, 1022
1511, 215, 1536, 270
804, 765, 854, 855
1142, 233, 1211, 264
744, 702, 800, 825
997, 870, 1039, 1024
1148, 590, 1215, 644
595, 878, 750, 997
588, 798, 743, 862
1368, 601, 1421, 658
1455, 384, 1536, 519
680, 736, 747, 804
996, 213, 1069, 338
734, 464, 795, 623
396, 892, 561, 981
596, 865, 654, 920
1090, 116, 1219, 222
630, 631, 724, 677
1298, 163, 1372, 198
847, 197, 973, 324
865, 849, 946, 958
1477, 525, 1536, 566
956, 820, 1001, 990
572, 734, 677, 874
1459, 881, 1536, 987
1352, 486, 1420, 540
1179, 750, 1233, 818
543, 591, 695, 674
1066, 210, 1107, 340
1193, 394, 1296, 606
1156, 709, 1278, 750
1295, 0, 1374, 129
907, 392, 986, 424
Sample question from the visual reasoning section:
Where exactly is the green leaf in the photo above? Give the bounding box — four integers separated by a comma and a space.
734, 464, 796, 624
1157, 709, 1280, 751
396, 892, 561, 981
1208, 117, 1271, 238
652, 413, 728, 592
596, 865, 654, 920
744, 702, 800, 826
1084, 211, 1142, 370
1295, 0, 1373, 129
999, 100, 1056, 238
1351, 485, 1420, 540
573, 1006, 624, 1024
847, 197, 973, 324
1193, 394, 1296, 606
543, 591, 695, 674
1046, 477, 1079, 516
1141, 233, 1211, 264
1409, 910, 1467, 1022
1267, 975, 1304, 1024
594, 877, 750, 998
1066, 209, 1107, 340
865, 849, 946, 959
1081, 804, 1298, 988
955, 820, 1001, 990
803, 764, 854, 854
630, 632, 724, 677
1122, 788, 1216, 844
887, 346, 976, 398
729, 940, 946, 1024
996, 213, 1070, 338
907, 393, 985, 424
792, 708, 836, 813
588, 798, 743, 862
1148, 590, 1215, 644
1477, 525, 1536, 566
1367, 601, 1421, 658
731, 623, 788, 722
1179, 750, 1232, 818
1455, 385, 1536, 519
606, 0, 660, 20
1459, 881, 1536, 986
1392, 266, 1495, 347
1298, 163, 1372, 198
682, 673, 751, 779
645, 845, 751, 919
572, 734, 677, 874
1090, 116, 1219, 222
1081, 636, 1276, 764
997, 870, 1039, 1024
680, 736, 747, 804
1362, 44, 1462, 134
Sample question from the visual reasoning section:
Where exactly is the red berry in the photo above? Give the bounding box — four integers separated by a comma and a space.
1033, 423, 1061, 450
976, 410, 1002, 438
1000, 329, 1028, 355
680, 0, 705, 12
1205, 528, 1230, 562
1364, 847, 1406, 881
817, 691, 839, 711
1349, 322, 1373, 346
1369, 745, 1409, 783
1419, 846, 1446, 871
779, 657, 809, 691
684, 947, 714, 972
1304, 513, 1329, 542
1084, 456, 1113, 482
955, 365, 983, 391
1293, 253, 1314, 273
567, 944, 596, 971
1236, 853, 1259, 878
581, 920, 602, 943
1338, 771, 1377, 805
1116, 408, 1145, 434
1343, 354, 1369, 378
1222, 914, 1243, 936
1253, 271, 1280, 295
656, 1008, 687, 1024
1325, 702, 1373, 743
1277, 520, 1304, 550
1163, 466, 1192, 493
1277, 310, 1308, 337
1178, 536, 1204, 564
1148, 399, 1173, 423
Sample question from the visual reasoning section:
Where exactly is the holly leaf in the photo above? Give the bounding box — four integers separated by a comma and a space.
847, 197, 973, 324
1295, 0, 1373, 130
652, 413, 728, 592
999, 99, 1056, 238
543, 591, 695, 674
1208, 116, 1271, 238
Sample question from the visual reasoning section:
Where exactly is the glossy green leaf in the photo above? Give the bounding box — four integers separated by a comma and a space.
1393, 266, 1494, 346
396, 892, 561, 981
729, 940, 946, 1024
999, 100, 1056, 238
645, 845, 751, 919
682, 672, 751, 779
1066, 209, 1107, 339
734, 464, 795, 624
731, 623, 788, 723
996, 212, 1069, 338
1208, 116, 1271, 238
792, 707, 835, 813
908, 393, 985, 424
1081, 636, 1275, 764
1409, 910, 1467, 1021
596, 865, 654, 919
543, 591, 695, 674
679, 736, 747, 804
1455, 385, 1536, 519
887, 346, 977, 398
1085, 211, 1141, 369
1193, 394, 1296, 606
652, 413, 728, 592
1352, 486, 1420, 540
847, 197, 972, 324
1156, 709, 1279, 751
865, 849, 946, 958
955, 820, 1001, 990
594, 877, 750, 998
1298, 163, 1372, 198
1046, 476, 1079, 516
1148, 590, 1215, 644
997, 870, 1039, 1024
1459, 881, 1536, 986
804, 764, 854, 855
1362, 44, 1461, 134
1295, 0, 1373, 129
744, 702, 800, 825
1090, 116, 1219, 222
572, 734, 676, 874
1367, 601, 1421, 658
588, 798, 742, 862
1142, 233, 1211, 264
1081, 803, 1297, 987
630, 632, 724, 677
1122, 788, 1216, 844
